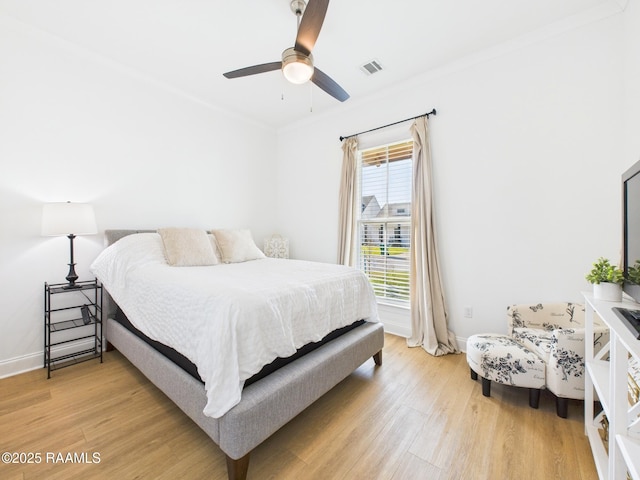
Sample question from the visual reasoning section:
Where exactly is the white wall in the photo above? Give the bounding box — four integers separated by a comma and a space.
0, 15, 278, 375
276, 10, 629, 340
623, 0, 640, 161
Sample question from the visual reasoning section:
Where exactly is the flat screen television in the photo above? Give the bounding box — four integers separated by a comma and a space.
623, 158, 640, 303
614, 159, 640, 339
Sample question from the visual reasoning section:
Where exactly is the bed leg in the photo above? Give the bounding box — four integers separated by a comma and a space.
106, 342, 115, 352
373, 350, 382, 366
226, 453, 250, 480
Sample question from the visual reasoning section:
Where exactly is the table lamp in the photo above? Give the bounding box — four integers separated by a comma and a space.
42, 201, 97, 289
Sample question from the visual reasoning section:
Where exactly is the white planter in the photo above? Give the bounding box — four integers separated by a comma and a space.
593, 282, 622, 302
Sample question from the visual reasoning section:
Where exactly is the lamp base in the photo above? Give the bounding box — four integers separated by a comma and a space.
63, 261, 80, 289
61, 234, 81, 289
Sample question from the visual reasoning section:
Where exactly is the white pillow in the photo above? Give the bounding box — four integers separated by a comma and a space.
158, 228, 219, 266
212, 229, 265, 263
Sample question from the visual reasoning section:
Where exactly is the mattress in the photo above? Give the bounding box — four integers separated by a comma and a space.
113, 306, 365, 387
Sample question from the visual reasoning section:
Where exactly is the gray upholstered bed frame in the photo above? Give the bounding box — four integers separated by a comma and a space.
102, 230, 384, 480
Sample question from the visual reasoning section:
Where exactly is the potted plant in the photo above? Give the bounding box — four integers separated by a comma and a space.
585, 257, 624, 301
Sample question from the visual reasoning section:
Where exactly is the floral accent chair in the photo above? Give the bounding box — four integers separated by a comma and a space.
507, 302, 609, 417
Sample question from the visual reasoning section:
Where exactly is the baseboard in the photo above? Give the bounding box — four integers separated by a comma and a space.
0, 351, 43, 379
0, 338, 104, 379
381, 320, 411, 338
377, 302, 469, 351
377, 302, 411, 338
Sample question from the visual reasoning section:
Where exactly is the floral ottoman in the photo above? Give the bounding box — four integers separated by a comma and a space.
466, 334, 546, 408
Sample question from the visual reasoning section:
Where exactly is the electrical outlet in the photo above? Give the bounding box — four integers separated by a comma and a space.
464, 306, 473, 318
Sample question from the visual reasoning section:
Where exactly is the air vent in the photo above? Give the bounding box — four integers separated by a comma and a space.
360, 59, 383, 76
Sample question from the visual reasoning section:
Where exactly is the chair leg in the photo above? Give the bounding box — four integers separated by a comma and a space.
470, 367, 478, 381
481, 377, 491, 397
556, 397, 569, 418
529, 388, 541, 409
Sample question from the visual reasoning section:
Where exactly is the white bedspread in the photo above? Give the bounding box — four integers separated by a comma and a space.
90, 233, 378, 418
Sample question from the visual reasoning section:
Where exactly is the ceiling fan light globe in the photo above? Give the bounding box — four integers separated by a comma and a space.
283, 61, 314, 84
282, 47, 314, 84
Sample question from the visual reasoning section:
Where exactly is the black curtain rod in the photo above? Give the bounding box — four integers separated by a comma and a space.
339, 108, 436, 142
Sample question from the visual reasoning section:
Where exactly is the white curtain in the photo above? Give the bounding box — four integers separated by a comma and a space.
407, 116, 459, 356
337, 137, 359, 266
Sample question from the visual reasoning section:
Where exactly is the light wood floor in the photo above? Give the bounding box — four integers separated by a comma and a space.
0, 334, 597, 480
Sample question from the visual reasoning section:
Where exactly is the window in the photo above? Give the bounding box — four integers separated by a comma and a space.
358, 140, 412, 305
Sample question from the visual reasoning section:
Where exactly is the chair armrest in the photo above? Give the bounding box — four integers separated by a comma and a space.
551, 326, 609, 358
551, 328, 586, 359
547, 325, 609, 396
547, 328, 587, 399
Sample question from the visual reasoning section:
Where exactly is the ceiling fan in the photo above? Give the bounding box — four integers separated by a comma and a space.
222, 0, 349, 102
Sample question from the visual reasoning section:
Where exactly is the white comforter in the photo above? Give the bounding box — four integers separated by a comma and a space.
90, 233, 378, 418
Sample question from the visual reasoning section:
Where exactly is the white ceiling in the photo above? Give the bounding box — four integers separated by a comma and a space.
0, 0, 616, 129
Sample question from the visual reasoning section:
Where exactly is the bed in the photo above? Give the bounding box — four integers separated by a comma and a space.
94, 229, 384, 480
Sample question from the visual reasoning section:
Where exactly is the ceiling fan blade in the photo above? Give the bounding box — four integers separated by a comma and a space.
312, 67, 349, 102
223, 62, 282, 79
294, 0, 329, 56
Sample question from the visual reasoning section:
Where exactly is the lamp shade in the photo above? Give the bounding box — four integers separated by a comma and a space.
42, 202, 97, 236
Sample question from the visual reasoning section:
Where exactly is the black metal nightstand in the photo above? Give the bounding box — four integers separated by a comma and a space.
44, 279, 103, 378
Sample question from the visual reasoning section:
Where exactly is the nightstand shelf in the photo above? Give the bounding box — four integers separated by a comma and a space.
44, 280, 103, 378
50, 315, 99, 332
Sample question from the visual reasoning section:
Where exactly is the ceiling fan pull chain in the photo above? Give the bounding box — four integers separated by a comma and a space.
282, 75, 286, 101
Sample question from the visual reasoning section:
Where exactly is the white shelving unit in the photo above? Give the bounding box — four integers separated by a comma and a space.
584, 292, 640, 480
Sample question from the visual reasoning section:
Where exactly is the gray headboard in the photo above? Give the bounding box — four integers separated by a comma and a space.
104, 229, 155, 247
